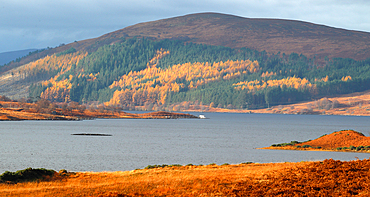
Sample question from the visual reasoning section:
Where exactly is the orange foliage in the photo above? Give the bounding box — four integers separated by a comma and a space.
342, 75, 352, 81
40, 75, 74, 102
261, 71, 276, 78
315, 75, 329, 82
19, 52, 87, 80
106, 53, 260, 106
147, 48, 170, 66
233, 76, 315, 92
36, 52, 88, 102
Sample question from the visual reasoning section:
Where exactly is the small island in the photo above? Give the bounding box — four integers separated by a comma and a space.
261, 130, 370, 152
71, 133, 112, 136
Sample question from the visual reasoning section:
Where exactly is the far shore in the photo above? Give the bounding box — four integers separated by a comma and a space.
181, 90, 370, 117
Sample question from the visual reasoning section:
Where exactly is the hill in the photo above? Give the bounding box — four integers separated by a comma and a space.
2, 12, 370, 74
106, 12, 370, 61
263, 130, 370, 152
299, 130, 370, 149
204, 89, 370, 116
0, 49, 37, 65
1, 13, 370, 110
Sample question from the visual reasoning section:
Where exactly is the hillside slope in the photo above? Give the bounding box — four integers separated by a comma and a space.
1, 13, 370, 109
0, 49, 37, 65
2, 12, 370, 74
105, 13, 370, 61
2, 37, 370, 109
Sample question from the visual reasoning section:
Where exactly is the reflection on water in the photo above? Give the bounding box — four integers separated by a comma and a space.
0, 113, 369, 172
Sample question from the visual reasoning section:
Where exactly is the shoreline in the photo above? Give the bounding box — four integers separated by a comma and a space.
0, 109, 199, 121
258, 146, 370, 153
181, 108, 370, 117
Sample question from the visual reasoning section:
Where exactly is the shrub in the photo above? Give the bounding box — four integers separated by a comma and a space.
337, 147, 342, 150
144, 164, 182, 169
302, 145, 311, 148
290, 141, 299, 145
356, 146, 364, 151
144, 164, 166, 169
0, 168, 55, 183
271, 141, 301, 147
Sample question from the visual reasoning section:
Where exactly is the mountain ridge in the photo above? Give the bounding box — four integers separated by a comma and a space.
0, 49, 38, 65
102, 12, 370, 60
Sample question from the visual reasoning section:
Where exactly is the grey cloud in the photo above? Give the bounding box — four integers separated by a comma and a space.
0, 0, 369, 53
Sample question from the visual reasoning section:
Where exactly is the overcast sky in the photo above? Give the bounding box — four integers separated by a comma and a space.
0, 0, 369, 53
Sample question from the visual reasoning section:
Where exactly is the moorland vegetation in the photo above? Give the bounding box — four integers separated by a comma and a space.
1, 159, 370, 196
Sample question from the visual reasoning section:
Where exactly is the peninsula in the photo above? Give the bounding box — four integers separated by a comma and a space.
0, 99, 198, 121
261, 130, 370, 153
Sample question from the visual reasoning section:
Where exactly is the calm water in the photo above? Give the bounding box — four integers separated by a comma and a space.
0, 113, 369, 173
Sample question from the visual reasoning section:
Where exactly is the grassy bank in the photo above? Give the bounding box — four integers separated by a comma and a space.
1, 159, 370, 196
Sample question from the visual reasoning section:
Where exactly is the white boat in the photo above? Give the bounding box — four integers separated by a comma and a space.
199, 114, 206, 119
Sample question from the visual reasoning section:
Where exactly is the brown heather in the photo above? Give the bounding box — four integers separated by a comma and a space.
1, 159, 370, 196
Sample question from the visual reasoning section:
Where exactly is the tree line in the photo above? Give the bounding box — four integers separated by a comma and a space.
28, 37, 370, 110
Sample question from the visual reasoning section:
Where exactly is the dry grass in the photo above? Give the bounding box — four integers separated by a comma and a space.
1, 159, 370, 196
300, 130, 370, 149
186, 89, 370, 117
0, 162, 314, 196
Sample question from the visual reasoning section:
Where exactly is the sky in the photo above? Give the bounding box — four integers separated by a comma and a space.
0, 0, 369, 53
